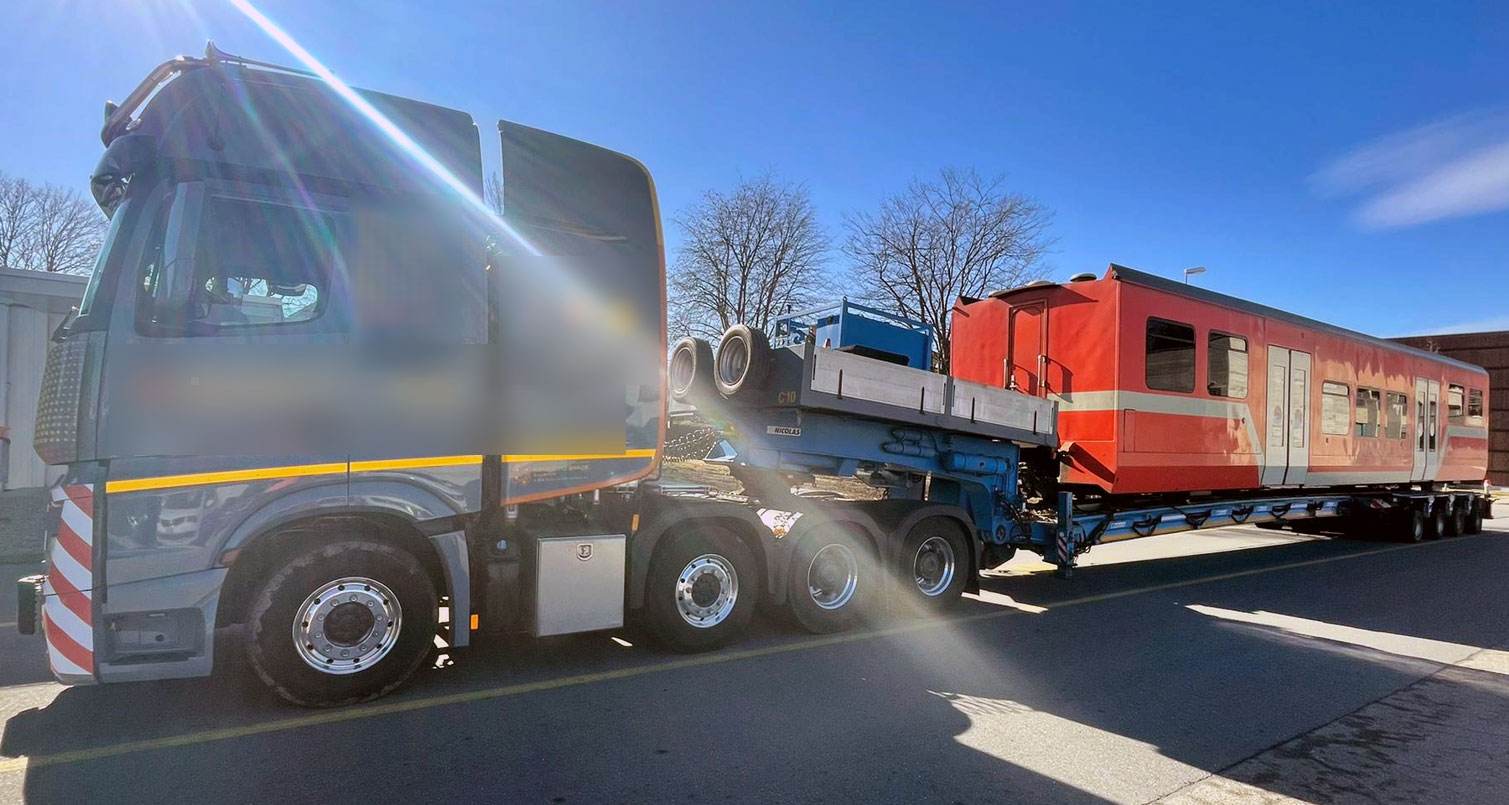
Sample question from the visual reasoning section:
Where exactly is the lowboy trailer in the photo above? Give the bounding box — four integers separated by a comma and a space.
16, 45, 1493, 706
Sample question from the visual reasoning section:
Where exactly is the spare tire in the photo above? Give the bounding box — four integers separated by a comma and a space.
714, 324, 772, 398
669, 337, 716, 403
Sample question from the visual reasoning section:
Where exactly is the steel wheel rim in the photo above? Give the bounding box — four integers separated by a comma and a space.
292, 576, 402, 675
807, 543, 859, 611
676, 553, 739, 628
913, 536, 956, 597
670, 347, 695, 395
717, 337, 749, 386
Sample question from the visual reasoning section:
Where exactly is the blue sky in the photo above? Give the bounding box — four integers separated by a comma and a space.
3, 0, 1506, 336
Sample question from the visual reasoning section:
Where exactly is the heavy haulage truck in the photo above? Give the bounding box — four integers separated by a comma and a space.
17, 45, 1494, 706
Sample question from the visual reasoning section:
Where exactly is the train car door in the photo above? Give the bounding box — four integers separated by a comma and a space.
1411, 377, 1440, 482
1007, 300, 1047, 396
1261, 347, 1312, 485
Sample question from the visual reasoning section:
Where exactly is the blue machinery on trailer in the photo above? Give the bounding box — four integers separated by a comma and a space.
696, 300, 1354, 576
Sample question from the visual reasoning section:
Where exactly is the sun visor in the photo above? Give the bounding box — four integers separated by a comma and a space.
142, 68, 482, 195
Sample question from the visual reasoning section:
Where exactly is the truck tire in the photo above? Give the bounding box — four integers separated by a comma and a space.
1449, 498, 1468, 537
669, 337, 716, 403
1397, 507, 1427, 543
786, 528, 872, 634
714, 324, 771, 398
1429, 500, 1450, 540
246, 541, 437, 707
1465, 500, 1484, 534
642, 526, 758, 652
899, 518, 970, 608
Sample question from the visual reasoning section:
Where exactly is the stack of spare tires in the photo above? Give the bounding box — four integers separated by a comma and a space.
670, 324, 773, 403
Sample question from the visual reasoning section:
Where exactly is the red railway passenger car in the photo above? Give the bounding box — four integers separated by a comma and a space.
951, 265, 1490, 497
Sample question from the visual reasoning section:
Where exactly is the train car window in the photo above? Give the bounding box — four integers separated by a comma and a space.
1468, 388, 1485, 421
1321, 381, 1350, 436
1429, 398, 1438, 450
1145, 318, 1195, 393
1417, 398, 1427, 450
1447, 384, 1465, 423
1207, 333, 1248, 398
1386, 392, 1409, 439
1354, 387, 1381, 438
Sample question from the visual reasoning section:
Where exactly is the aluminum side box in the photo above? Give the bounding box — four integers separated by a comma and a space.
534, 535, 626, 637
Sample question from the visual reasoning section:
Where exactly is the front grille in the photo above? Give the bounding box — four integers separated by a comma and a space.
35, 337, 86, 465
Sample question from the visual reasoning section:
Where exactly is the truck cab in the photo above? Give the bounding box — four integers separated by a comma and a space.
22, 45, 667, 704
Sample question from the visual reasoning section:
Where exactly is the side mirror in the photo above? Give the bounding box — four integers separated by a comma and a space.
90, 133, 157, 217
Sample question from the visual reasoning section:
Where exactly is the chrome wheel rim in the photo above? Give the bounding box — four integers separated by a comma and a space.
292, 576, 402, 675
676, 554, 738, 628
807, 543, 859, 611
913, 536, 956, 597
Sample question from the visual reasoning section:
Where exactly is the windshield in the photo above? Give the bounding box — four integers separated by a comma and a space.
76, 197, 129, 316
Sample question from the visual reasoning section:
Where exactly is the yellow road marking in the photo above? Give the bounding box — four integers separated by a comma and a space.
992, 561, 1059, 577
0, 536, 1456, 775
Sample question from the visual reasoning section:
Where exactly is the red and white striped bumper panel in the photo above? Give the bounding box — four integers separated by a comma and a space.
40, 483, 97, 684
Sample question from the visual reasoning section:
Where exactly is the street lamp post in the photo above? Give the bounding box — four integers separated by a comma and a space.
1183, 266, 1206, 284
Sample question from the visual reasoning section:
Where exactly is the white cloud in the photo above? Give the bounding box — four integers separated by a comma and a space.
1312, 110, 1509, 228
1398, 314, 1509, 338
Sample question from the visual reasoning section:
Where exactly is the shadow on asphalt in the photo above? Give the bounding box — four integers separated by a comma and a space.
5, 529, 1508, 803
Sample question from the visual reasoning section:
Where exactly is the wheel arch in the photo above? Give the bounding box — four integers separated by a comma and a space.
772, 516, 883, 608
214, 481, 462, 628
628, 500, 772, 610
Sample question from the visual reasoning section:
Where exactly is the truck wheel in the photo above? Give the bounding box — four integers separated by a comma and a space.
1429, 501, 1450, 540
1449, 499, 1468, 537
786, 528, 872, 634
643, 527, 758, 652
714, 324, 771, 398
900, 518, 970, 608
246, 541, 437, 707
1398, 507, 1426, 543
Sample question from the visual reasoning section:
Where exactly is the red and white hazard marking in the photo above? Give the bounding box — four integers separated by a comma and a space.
41, 484, 96, 683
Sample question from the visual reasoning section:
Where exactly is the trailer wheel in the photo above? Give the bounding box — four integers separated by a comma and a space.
1465, 500, 1484, 534
1428, 501, 1450, 540
245, 541, 437, 707
786, 528, 872, 634
1449, 498, 1469, 537
900, 518, 970, 608
1397, 507, 1427, 543
643, 526, 758, 652
714, 324, 771, 398
669, 337, 716, 403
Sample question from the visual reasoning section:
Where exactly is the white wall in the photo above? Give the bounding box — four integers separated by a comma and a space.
0, 268, 87, 489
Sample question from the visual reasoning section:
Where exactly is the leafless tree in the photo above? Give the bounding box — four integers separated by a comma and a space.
844, 168, 1053, 371
0, 172, 38, 270
0, 170, 107, 274
669, 172, 830, 339
484, 170, 505, 216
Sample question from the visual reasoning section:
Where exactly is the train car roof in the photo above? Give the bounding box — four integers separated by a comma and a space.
985, 264, 1487, 375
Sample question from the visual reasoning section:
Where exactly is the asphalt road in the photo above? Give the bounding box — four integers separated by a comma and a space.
3, 516, 1508, 804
